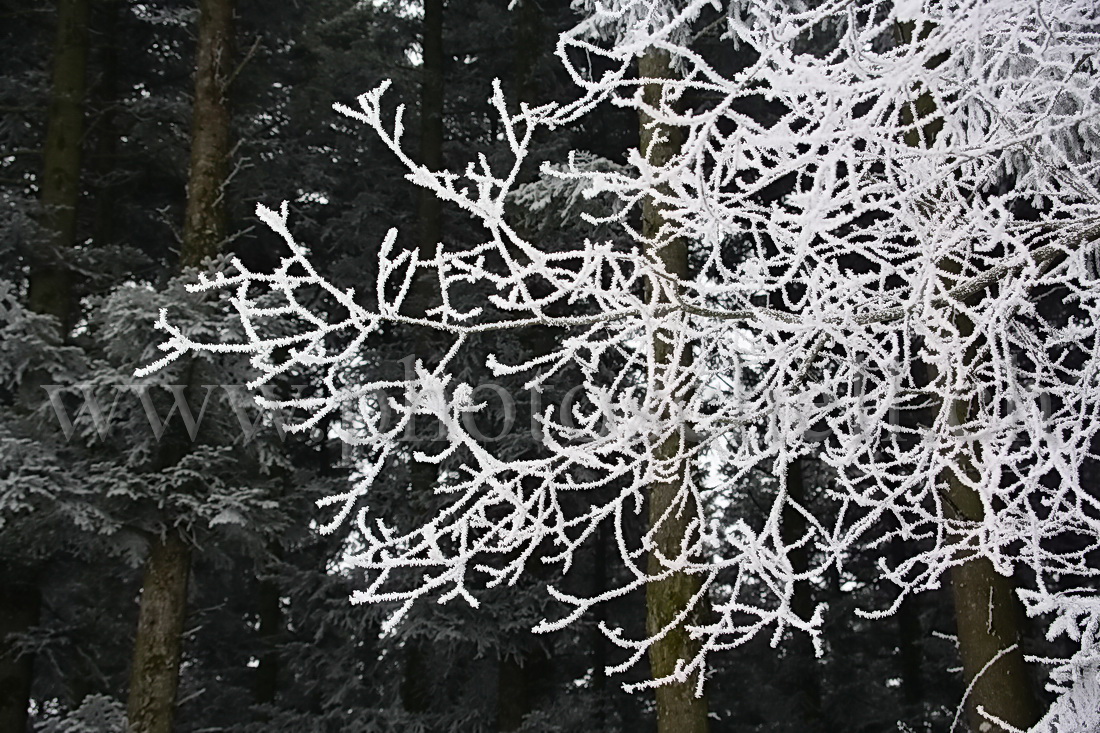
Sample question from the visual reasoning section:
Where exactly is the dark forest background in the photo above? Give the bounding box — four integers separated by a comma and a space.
0, 1, 1051, 731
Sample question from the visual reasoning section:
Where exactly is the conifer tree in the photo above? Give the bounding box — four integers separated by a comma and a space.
1, 1, 89, 729
140, 1, 1100, 730
126, 1, 234, 731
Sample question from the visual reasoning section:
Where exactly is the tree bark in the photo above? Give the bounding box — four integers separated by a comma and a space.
126, 532, 191, 733
940, 364, 1038, 732
496, 649, 550, 732
591, 521, 610, 727
925, 271, 1036, 731
889, 530, 924, 711
0, 575, 40, 733
252, 578, 281, 710
89, 0, 122, 252
891, 24, 1037, 727
2, 2, 91, 726
127, 2, 234, 730
179, 0, 234, 269
640, 48, 709, 733
400, 642, 432, 715
416, 0, 444, 268
511, 0, 542, 107
781, 460, 826, 731
401, 0, 445, 716
497, 654, 526, 732
30, 0, 89, 331
949, 552, 1037, 732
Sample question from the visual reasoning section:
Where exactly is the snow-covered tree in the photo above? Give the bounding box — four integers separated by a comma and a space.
143, 0, 1100, 729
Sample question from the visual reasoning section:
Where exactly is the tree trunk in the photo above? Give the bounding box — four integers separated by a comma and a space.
126, 532, 191, 733
404, 0, 443, 314
640, 48, 709, 733
891, 23, 1037, 726
400, 643, 432, 715
496, 649, 550, 732
511, 0, 542, 106
591, 521, 610, 727
949, 553, 1037, 732
416, 0, 444, 268
253, 578, 281, 711
781, 460, 826, 731
89, 0, 122, 253
497, 655, 526, 732
401, 0, 445, 716
29, 0, 89, 331
0, 575, 40, 733
889, 530, 924, 712
179, 0, 234, 269
932, 297, 1037, 732
2, 2, 91, 726
127, 2, 233, 730
941, 370, 1038, 731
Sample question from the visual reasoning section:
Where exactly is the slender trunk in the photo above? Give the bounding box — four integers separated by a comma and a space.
892, 23, 1037, 727
781, 460, 825, 731
126, 532, 191, 733
511, 0, 542, 106
928, 284, 1036, 731
497, 655, 526, 732
253, 578, 281, 710
127, 2, 234, 730
640, 48, 709, 733
400, 643, 432, 715
416, 0, 444, 268
3, 2, 91, 725
493, 10, 559, 726
89, 0, 121, 252
179, 0, 233, 269
496, 649, 549, 732
941, 371, 1038, 731
0, 575, 40, 733
253, 487, 284, 714
889, 530, 924, 711
401, 0, 445, 715
30, 0, 89, 331
591, 521, 609, 727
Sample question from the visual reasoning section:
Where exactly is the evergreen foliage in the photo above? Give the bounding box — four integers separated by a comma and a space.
4, 1, 1098, 732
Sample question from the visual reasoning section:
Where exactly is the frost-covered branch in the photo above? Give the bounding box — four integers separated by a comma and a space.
141, 0, 1100, 720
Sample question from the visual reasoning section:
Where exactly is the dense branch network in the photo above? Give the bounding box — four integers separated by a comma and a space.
141, 0, 1100, 717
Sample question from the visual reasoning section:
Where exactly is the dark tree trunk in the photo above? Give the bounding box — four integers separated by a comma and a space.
496, 649, 550, 732
29, 0, 89, 331
416, 0, 444, 266
400, 643, 432, 715
0, 575, 41, 733
89, 0, 121, 252
3, 2, 91, 726
937, 303, 1037, 732
497, 655, 526, 732
889, 532, 924, 711
127, 2, 233, 730
944, 448, 1039, 731
126, 532, 191, 733
892, 24, 1037, 727
591, 521, 609, 727
511, 0, 542, 106
639, 48, 709, 733
781, 460, 826, 731
253, 579, 281, 710
179, 0, 234, 269
401, 0, 445, 716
